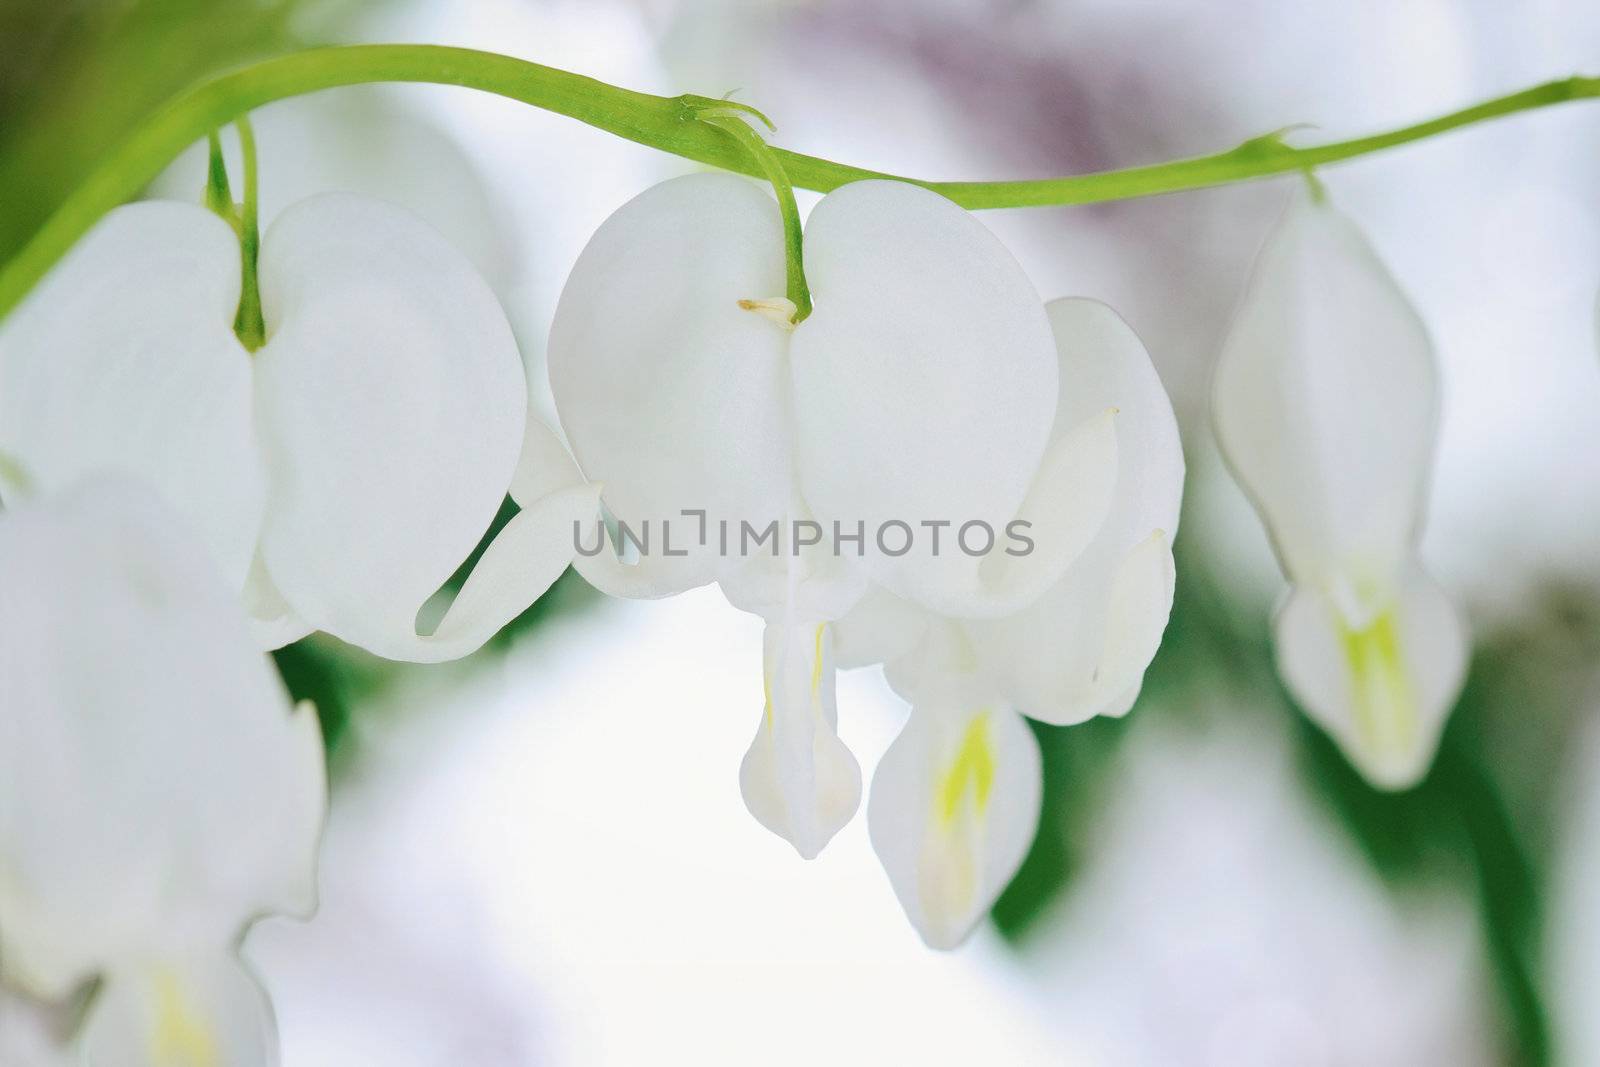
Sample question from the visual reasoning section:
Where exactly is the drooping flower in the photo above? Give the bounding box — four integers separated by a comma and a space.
545, 172, 1185, 948
0, 193, 598, 661
547, 173, 1124, 864
838, 298, 1185, 947
1212, 188, 1468, 789
0, 477, 327, 1066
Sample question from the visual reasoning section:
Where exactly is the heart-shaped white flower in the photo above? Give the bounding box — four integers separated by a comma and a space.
0, 193, 596, 661
547, 173, 1133, 866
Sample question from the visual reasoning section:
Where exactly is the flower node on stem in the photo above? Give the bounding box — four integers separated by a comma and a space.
696, 105, 811, 323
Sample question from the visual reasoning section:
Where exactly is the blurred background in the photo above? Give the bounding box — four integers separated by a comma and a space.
4, 1, 1600, 1064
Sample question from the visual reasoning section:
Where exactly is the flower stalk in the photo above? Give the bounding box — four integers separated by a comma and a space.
0, 46, 1596, 319
231, 116, 265, 351
200, 118, 266, 349
697, 106, 812, 323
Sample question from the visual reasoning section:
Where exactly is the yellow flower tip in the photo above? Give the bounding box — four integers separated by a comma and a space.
1338, 606, 1417, 774
935, 710, 997, 829
150, 970, 220, 1067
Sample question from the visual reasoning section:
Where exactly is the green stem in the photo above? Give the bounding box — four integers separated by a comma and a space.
699, 109, 812, 322
1434, 731, 1551, 1065
231, 115, 265, 351
203, 131, 234, 222
0, 44, 1596, 318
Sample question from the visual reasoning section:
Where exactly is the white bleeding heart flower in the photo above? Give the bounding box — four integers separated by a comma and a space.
0, 477, 326, 1067
1212, 188, 1468, 790
832, 298, 1184, 948
0, 193, 597, 662
547, 173, 1120, 860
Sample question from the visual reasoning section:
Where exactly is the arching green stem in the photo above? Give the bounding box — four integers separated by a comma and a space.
699, 108, 812, 323
0, 45, 1596, 318
231, 115, 265, 351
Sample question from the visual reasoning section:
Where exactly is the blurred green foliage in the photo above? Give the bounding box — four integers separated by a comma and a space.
989, 548, 1218, 941
0, 0, 355, 263
993, 516, 1600, 1067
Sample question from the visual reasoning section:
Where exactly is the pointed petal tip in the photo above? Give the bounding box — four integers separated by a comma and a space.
738, 721, 862, 861
914, 920, 977, 952
1274, 568, 1467, 790
868, 703, 1041, 953
81, 954, 278, 1067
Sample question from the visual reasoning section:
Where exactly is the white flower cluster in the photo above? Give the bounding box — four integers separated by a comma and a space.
0, 112, 1470, 1059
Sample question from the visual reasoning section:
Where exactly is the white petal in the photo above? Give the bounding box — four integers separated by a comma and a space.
1045, 297, 1184, 539
832, 585, 930, 671
1213, 190, 1437, 603
960, 407, 1120, 617
80, 954, 277, 1067
516, 415, 699, 602
549, 172, 793, 596
420, 490, 601, 663
868, 700, 1041, 950
739, 615, 861, 859
716, 494, 869, 623
0, 986, 74, 1067
254, 699, 329, 923
409, 417, 600, 664
253, 194, 533, 661
0, 480, 325, 999
572, 532, 716, 600
973, 530, 1175, 725
509, 409, 585, 505
0, 202, 264, 589
1274, 565, 1468, 790
242, 552, 313, 651
968, 300, 1185, 723
728, 507, 868, 858
790, 180, 1059, 615
880, 618, 994, 710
